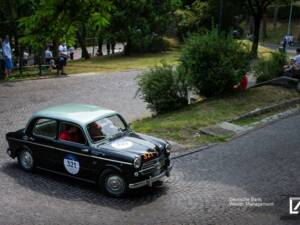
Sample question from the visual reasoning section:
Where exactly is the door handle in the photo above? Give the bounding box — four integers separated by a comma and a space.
81, 148, 90, 153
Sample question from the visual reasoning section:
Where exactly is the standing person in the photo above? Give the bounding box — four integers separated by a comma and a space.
45, 47, 53, 64
56, 53, 67, 75
68, 46, 75, 60
282, 36, 287, 53
2, 35, 13, 79
58, 43, 68, 66
23, 50, 29, 66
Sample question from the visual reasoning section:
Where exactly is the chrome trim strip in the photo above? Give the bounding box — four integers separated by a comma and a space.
37, 166, 96, 184
7, 137, 133, 165
128, 166, 172, 189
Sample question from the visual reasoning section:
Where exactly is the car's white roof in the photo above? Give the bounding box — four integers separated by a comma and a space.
32, 104, 117, 127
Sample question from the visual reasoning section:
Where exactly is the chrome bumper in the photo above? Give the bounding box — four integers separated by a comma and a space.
128, 166, 172, 189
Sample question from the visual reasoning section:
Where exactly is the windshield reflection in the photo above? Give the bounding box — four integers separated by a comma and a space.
87, 115, 127, 143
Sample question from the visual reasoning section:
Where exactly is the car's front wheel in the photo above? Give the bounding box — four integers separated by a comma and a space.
18, 148, 35, 172
99, 169, 127, 197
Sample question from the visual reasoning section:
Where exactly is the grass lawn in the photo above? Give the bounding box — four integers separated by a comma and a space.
239, 40, 274, 59
65, 50, 180, 74
8, 38, 273, 80
132, 86, 300, 146
233, 104, 300, 126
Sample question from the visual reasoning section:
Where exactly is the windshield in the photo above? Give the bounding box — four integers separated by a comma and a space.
87, 114, 127, 143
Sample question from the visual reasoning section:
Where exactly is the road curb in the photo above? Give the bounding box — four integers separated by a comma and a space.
229, 97, 300, 122
0, 74, 69, 83
170, 143, 217, 160
171, 99, 300, 160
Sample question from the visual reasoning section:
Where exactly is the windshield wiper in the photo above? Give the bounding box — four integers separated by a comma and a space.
109, 132, 124, 141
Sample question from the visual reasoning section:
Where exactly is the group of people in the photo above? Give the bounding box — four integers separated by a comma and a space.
0, 35, 77, 79
45, 43, 75, 75
0, 35, 13, 79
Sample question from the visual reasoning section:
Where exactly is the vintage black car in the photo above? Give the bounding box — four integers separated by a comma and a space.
6, 104, 172, 197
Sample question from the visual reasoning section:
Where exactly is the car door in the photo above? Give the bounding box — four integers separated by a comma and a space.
31, 117, 59, 171
53, 121, 98, 182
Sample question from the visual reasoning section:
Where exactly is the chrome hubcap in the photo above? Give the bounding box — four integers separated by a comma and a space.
105, 175, 125, 195
21, 151, 33, 169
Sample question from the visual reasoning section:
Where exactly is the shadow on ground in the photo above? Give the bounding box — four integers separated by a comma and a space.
1, 161, 169, 210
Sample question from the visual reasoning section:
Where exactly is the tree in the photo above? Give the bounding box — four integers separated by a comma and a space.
242, 0, 289, 57
19, 0, 111, 59
106, 0, 180, 55
272, 4, 279, 29
175, 0, 210, 40
0, 0, 34, 57
175, 0, 245, 39
242, 0, 274, 57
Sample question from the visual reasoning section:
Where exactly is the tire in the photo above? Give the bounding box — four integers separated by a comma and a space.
18, 148, 35, 172
99, 169, 127, 197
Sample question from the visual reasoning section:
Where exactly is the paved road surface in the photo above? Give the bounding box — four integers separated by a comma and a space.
0, 74, 300, 224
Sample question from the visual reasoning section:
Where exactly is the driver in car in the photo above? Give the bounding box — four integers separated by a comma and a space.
88, 122, 105, 142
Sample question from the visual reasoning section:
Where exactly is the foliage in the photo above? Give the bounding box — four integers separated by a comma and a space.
240, 0, 288, 57
175, 0, 244, 39
174, 1, 210, 39
18, 0, 112, 57
137, 63, 188, 114
254, 52, 287, 83
180, 30, 252, 97
106, 0, 180, 55
133, 86, 299, 145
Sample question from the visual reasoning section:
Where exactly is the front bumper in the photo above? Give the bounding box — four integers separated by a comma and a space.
128, 165, 172, 189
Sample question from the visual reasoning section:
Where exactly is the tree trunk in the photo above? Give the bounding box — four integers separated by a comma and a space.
297, 19, 300, 42
111, 39, 116, 54
252, 15, 262, 58
273, 5, 279, 30
106, 41, 111, 55
52, 38, 59, 58
124, 39, 132, 56
249, 16, 254, 34
97, 37, 103, 56
261, 14, 268, 40
77, 24, 90, 59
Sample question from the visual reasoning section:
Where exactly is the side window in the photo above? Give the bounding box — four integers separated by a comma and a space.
59, 122, 86, 145
33, 118, 57, 139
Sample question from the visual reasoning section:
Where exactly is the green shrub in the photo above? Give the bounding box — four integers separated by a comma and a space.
137, 64, 188, 114
254, 52, 287, 83
180, 30, 251, 97
130, 35, 170, 54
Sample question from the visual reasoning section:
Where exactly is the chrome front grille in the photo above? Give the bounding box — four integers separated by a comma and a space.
140, 155, 166, 175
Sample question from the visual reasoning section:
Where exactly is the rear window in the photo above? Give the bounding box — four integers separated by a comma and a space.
33, 118, 57, 139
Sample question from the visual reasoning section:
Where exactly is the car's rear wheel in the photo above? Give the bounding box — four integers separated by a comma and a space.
99, 169, 127, 197
18, 149, 35, 172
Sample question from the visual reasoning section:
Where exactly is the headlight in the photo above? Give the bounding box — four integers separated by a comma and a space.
133, 157, 142, 169
165, 143, 171, 154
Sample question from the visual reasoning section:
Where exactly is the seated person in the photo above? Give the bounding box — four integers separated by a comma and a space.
284, 48, 300, 79
88, 122, 105, 142
59, 125, 85, 144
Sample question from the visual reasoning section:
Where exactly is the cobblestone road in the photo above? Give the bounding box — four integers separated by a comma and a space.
0, 74, 300, 224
